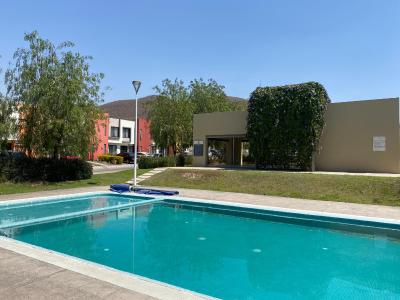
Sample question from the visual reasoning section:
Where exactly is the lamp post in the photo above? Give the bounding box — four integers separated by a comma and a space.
132, 80, 141, 187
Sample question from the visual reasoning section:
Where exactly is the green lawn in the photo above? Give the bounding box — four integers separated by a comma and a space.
0, 169, 151, 196
142, 169, 400, 206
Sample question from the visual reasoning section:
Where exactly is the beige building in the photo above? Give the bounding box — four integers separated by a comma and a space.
193, 98, 400, 173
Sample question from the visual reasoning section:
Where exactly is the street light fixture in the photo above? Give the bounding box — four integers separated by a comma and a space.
132, 80, 141, 187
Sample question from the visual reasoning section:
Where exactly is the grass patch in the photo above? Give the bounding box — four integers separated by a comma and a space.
142, 169, 400, 206
0, 169, 151, 195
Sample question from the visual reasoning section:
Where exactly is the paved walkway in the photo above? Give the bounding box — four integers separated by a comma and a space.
0, 186, 110, 202
166, 166, 400, 177
158, 186, 400, 221
92, 163, 133, 175
127, 167, 167, 185
0, 247, 155, 300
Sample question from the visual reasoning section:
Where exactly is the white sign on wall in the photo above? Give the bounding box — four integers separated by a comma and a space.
373, 136, 386, 152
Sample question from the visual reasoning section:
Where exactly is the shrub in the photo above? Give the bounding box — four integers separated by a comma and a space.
185, 155, 193, 166
0, 156, 92, 182
176, 154, 185, 167
98, 154, 123, 164
247, 82, 330, 170
138, 156, 176, 169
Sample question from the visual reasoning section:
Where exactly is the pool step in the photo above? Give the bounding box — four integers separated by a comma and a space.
126, 167, 167, 185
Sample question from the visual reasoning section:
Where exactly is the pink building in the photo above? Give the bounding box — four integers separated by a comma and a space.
89, 113, 109, 160
137, 118, 153, 153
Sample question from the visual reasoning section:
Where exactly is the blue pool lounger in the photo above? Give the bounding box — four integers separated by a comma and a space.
133, 188, 179, 196
109, 184, 179, 196
109, 184, 132, 193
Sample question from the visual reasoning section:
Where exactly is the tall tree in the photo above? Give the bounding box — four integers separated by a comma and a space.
189, 78, 232, 114
148, 79, 193, 155
0, 62, 16, 150
5, 31, 104, 158
148, 78, 243, 155
0, 94, 16, 151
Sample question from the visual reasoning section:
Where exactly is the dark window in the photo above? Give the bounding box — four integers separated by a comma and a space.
121, 145, 128, 152
123, 128, 131, 138
109, 145, 117, 154
110, 127, 119, 138
194, 144, 204, 156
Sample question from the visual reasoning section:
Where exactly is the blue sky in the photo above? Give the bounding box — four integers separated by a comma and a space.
0, 0, 399, 103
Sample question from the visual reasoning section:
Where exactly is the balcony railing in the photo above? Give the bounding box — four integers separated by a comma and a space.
122, 137, 131, 142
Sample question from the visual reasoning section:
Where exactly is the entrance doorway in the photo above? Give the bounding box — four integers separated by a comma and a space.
207, 136, 253, 167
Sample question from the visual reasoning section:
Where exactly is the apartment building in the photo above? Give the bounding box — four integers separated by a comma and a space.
101, 98, 155, 155
108, 118, 135, 154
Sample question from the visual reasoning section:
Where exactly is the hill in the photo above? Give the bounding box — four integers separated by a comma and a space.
101, 95, 248, 120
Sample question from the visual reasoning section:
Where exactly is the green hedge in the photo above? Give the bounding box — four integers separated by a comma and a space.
176, 154, 185, 167
185, 155, 193, 166
247, 82, 330, 170
175, 154, 193, 167
0, 157, 93, 182
138, 156, 176, 169
98, 154, 123, 164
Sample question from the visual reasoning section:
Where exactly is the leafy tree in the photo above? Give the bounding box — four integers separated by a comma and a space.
231, 100, 248, 111
0, 94, 17, 150
0, 61, 16, 151
148, 78, 241, 155
189, 78, 232, 114
148, 79, 193, 155
5, 31, 104, 158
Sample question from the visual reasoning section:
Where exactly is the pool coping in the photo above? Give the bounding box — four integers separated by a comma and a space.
0, 194, 161, 230
1, 190, 400, 299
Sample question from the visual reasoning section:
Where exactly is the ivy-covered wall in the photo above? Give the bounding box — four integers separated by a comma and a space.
247, 82, 330, 170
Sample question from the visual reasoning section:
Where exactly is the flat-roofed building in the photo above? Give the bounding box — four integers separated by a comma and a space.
193, 98, 400, 173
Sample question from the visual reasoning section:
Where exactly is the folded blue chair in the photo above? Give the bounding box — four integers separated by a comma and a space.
110, 184, 132, 193
110, 184, 179, 196
133, 188, 179, 196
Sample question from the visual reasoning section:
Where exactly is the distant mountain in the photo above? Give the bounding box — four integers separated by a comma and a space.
101, 95, 248, 120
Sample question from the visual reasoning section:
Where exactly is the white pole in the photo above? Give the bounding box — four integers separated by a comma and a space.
134, 91, 138, 186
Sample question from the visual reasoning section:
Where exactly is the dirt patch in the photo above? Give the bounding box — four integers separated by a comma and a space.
181, 172, 204, 180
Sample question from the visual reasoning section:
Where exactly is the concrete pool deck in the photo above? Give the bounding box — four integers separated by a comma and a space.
0, 247, 156, 300
0, 185, 400, 299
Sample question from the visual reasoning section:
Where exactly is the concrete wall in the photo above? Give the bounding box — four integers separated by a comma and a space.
315, 98, 400, 173
192, 98, 400, 173
193, 111, 247, 167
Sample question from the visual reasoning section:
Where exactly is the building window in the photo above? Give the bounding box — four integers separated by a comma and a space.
109, 144, 117, 154
110, 127, 119, 138
120, 145, 128, 153
128, 146, 134, 153
123, 128, 131, 138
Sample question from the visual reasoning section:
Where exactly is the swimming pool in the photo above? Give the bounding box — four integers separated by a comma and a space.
1, 193, 400, 299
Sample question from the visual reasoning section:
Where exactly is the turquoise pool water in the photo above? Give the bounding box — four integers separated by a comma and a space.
0, 194, 151, 229
4, 198, 400, 300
